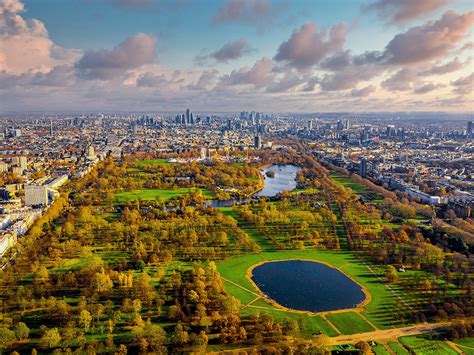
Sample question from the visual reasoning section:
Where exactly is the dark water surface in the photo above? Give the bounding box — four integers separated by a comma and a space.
251, 260, 366, 312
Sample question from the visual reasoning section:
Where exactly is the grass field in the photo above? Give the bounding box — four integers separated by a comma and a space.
326, 312, 375, 335
135, 159, 172, 166
115, 187, 214, 202
388, 341, 409, 354
373, 342, 391, 354
217, 248, 409, 339
452, 337, 474, 355
329, 172, 383, 202
399, 335, 459, 355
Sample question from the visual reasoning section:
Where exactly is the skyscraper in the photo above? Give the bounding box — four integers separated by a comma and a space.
254, 135, 262, 149
359, 157, 368, 178
468, 121, 473, 137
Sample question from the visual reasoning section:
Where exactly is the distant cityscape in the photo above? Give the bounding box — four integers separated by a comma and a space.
0, 111, 472, 260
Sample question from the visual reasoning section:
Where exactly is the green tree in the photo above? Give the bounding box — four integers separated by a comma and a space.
40, 328, 61, 348
13, 322, 30, 340
79, 310, 93, 332
0, 327, 15, 351
385, 265, 398, 283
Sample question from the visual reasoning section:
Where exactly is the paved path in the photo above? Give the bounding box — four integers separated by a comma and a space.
221, 276, 261, 298
327, 321, 451, 346
361, 260, 413, 311
446, 340, 465, 354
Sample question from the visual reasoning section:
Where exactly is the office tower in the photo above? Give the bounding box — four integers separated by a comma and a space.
186, 109, 190, 124
227, 119, 232, 130
386, 125, 395, 137
359, 157, 368, 178
25, 185, 49, 206
336, 120, 344, 131
50, 119, 53, 136
308, 120, 313, 129
468, 121, 473, 137
254, 135, 262, 149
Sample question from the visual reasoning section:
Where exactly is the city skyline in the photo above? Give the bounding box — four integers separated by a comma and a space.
0, 0, 473, 112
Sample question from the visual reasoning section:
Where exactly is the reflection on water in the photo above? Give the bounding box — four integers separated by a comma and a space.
256, 165, 300, 197
251, 260, 366, 312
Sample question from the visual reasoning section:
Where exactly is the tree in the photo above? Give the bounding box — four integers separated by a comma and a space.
79, 310, 93, 332
13, 322, 30, 340
355, 340, 372, 354
385, 265, 398, 283
311, 334, 330, 353
172, 323, 189, 347
92, 271, 113, 293
0, 327, 15, 351
421, 278, 432, 291
40, 328, 61, 348
282, 317, 299, 337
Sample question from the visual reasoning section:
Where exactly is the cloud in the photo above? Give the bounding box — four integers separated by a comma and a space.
320, 63, 382, 91
363, 0, 451, 25
274, 22, 347, 70
350, 85, 376, 97
75, 33, 156, 80
31, 65, 75, 87
413, 82, 444, 94
301, 77, 320, 92
320, 50, 352, 70
212, 0, 272, 25
188, 69, 218, 90
382, 10, 474, 65
381, 68, 416, 91
451, 73, 474, 95
136, 72, 168, 87
0, 0, 80, 74
211, 38, 253, 63
266, 72, 304, 93
220, 57, 273, 87
419, 57, 464, 76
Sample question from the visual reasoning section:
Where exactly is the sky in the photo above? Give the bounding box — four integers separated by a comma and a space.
0, 0, 473, 113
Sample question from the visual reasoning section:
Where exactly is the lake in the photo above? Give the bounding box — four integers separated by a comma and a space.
256, 165, 300, 197
250, 260, 366, 313
204, 164, 300, 207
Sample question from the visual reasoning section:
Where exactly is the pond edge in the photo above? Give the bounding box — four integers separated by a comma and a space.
245, 258, 372, 317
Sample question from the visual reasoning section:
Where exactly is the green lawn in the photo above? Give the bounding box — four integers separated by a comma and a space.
115, 188, 214, 202
326, 312, 375, 335
217, 249, 408, 335
399, 335, 459, 355
135, 158, 172, 166
388, 341, 409, 354
452, 337, 474, 355
329, 172, 383, 202
373, 342, 391, 354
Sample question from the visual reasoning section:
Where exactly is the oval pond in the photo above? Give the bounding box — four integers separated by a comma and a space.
250, 260, 366, 313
